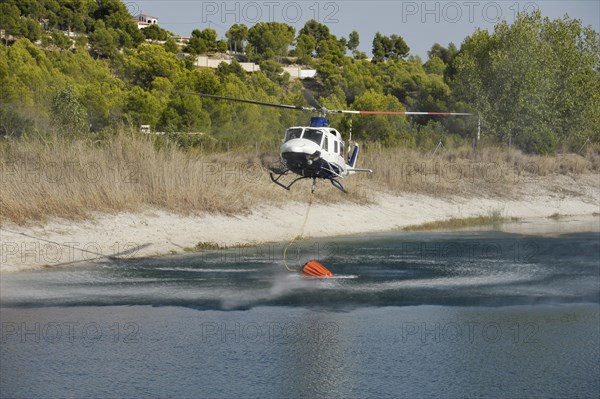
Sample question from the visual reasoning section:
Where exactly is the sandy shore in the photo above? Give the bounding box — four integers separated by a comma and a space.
1, 174, 598, 272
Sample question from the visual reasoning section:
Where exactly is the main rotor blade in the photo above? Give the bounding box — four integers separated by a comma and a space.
360, 111, 473, 116
327, 109, 473, 116
302, 89, 323, 110
178, 91, 472, 116
177, 91, 315, 112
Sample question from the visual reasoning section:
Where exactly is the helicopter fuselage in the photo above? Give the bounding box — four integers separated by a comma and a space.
280, 126, 347, 180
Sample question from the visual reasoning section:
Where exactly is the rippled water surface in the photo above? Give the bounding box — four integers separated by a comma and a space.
1, 227, 599, 398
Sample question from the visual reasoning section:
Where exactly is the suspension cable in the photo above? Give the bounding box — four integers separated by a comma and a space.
282, 180, 316, 272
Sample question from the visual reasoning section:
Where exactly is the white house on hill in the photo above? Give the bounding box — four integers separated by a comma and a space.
135, 14, 158, 29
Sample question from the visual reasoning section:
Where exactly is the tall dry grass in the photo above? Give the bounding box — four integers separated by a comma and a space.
358, 144, 599, 196
0, 130, 363, 225
1, 131, 597, 225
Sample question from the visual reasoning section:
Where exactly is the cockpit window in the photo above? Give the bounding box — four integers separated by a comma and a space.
284, 128, 303, 142
302, 129, 323, 145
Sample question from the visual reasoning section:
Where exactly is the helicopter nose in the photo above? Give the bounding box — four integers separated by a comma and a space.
290, 145, 306, 153
281, 141, 306, 153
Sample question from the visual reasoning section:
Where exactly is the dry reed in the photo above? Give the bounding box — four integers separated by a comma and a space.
357, 145, 598, 197
0, 130, 363, 225
1, 131, 597, 225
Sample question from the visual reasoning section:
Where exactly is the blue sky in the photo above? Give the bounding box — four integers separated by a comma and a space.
128, 1, 600, 58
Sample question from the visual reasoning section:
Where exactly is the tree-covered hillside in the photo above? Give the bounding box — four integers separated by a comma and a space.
0, 0, 598, 153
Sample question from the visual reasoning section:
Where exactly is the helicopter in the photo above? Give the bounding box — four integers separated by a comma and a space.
179, 90, 472, 193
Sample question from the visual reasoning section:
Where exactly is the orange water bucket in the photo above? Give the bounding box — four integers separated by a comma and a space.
302, 260, 333, 277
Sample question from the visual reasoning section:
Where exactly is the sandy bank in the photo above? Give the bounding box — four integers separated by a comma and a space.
1, 174, 598, 272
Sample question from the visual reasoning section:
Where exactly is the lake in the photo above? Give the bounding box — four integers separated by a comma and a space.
1, 224, 599, 398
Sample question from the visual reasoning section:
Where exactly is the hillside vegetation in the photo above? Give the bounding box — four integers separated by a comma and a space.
1, 1, 598, 152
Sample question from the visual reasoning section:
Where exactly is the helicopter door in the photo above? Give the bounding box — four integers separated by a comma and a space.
322, 136, 329, 152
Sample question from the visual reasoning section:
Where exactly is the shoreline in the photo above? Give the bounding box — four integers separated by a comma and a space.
1, 178, 599, 272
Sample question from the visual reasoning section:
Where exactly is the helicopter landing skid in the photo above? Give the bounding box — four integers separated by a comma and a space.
269, 170, 311, 191
330, 178, 348, 193
269, 170, 348, 194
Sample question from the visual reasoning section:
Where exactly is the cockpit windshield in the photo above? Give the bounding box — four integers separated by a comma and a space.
302, 129, 323, 145
284, 128, 303, 142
